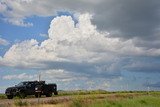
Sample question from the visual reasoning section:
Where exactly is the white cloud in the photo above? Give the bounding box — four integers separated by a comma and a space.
0, 0, 105, 26
1, 0, 160, 49
41, 69, 84, 82
0, 2, 7, 13
3, 18, 33, 27
1, 13, 160, 81
0, 37, 9, 46
0, 0, 36, 27
2, 73, 37, 80
2, 69, 111, 90
39, 33, 48, 37
1, 0, 160, 91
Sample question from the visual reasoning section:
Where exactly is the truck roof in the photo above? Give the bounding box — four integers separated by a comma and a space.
22, 81, 45, 84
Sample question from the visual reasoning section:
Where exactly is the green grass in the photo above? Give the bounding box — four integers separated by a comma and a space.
16, 94, 160, 107
58, 90, 109, 96
1, 90, 160, 99
69, 94, 160, 107
14, 99, 28, 106
0, 94, 6, 99
96, 96, 160, 107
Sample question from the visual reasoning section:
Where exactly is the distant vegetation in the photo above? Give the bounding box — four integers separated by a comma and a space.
0, 94, 6, 99
57, 90, 160, 96
58, 90, 110, 96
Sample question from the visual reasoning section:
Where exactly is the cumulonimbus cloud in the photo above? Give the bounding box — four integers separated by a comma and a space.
1, 13, 160, 79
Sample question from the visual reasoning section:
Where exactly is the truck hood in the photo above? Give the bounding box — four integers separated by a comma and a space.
6, 86, 24, 91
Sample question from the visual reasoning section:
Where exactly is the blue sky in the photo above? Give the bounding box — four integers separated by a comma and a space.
0, 0, 160, 93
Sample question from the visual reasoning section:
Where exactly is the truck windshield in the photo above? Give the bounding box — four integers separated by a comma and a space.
17, 82, 28, 86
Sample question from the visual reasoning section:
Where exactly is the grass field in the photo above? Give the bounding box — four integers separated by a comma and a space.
0, 94, 6, 99
1, 90, 160, 107
69, 94, 160, 107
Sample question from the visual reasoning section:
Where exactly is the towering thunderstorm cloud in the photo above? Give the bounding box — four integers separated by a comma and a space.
1, 13, 160, 90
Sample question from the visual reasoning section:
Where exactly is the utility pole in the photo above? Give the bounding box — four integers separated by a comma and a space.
146, 79, 150, 95
38, 73, 41, 105
38, 73, 41, 81
127, 83, 128, 91
147, 86, 150, 95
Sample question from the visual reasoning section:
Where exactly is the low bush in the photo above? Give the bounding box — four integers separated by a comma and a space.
14, 99, 28, 106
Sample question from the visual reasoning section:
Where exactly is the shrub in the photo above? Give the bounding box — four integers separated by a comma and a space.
14, 99, 28, 106
0, 94, 6, 99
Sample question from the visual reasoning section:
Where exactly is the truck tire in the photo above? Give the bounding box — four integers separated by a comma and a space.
54, 91, 58, 95
7, 95, 13, 99
46, 92, 52, 97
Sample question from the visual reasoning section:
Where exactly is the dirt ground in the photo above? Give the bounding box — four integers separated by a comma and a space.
0, 95, 72, 107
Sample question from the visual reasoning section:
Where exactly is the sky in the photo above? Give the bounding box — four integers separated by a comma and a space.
0, 0, 160, 93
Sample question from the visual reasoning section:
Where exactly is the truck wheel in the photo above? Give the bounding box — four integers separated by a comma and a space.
7, 95, 13, 99
54, 91, 58, 95
35, 93, 41, 98
46, 92, 52, 97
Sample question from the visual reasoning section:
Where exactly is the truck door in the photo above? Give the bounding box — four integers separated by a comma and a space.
27, 82, 36, 95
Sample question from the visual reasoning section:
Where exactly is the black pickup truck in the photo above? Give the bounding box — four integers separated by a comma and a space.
5, 81, 58, 99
